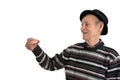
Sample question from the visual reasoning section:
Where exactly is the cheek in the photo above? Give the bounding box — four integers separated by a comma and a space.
93, 29, 99, 36
95, 28, 101, 34
89, 28, 98, 36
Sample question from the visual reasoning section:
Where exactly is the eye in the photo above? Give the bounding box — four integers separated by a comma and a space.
84, 23, 89, 27
81, 22, 89, 27
85, 23, 88, 26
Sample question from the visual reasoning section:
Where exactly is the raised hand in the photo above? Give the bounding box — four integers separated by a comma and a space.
25, 38, 40, 51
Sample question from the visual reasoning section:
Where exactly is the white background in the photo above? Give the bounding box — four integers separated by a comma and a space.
0, 0, 120, 80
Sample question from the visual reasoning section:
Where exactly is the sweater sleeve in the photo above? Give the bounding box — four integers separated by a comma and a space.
32, 45, 69, 71
106, 56, 120, 80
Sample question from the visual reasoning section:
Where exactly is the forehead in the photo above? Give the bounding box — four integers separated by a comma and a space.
81, 14, 99, 23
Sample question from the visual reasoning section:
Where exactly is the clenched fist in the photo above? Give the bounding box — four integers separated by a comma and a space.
25, 38, 40, 51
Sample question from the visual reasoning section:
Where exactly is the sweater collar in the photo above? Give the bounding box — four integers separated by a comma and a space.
84, 39, 104, 51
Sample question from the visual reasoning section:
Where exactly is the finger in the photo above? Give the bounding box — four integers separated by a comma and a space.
27, 38, 39, 43
29, 40, 39, 44
27, 38, 34, 42
25, 43, 37, 51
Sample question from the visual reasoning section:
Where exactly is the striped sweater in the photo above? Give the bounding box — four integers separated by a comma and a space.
32, 40, 120, 80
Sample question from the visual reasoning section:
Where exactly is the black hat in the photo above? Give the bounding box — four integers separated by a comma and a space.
80, 9, 108, 35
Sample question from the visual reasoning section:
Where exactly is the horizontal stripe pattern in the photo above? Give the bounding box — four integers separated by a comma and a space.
65, 65, 105, 79
32, 41, 120, 80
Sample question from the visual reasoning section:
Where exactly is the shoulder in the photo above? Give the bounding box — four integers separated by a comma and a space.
67, 42, 85, 49
101, 45, 119, 57
62, 42, 85, 57
64, 42, 85, 52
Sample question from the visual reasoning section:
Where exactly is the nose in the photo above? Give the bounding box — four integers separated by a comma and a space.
80, 24, 85, 31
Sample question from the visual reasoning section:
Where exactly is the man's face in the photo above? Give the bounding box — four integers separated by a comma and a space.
80, 14, 102, 41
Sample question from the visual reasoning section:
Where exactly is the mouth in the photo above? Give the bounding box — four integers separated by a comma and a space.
82, 32, 87, 35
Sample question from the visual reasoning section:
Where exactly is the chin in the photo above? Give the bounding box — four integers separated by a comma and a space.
83, 37, 86, 40
83, 37, 88, 41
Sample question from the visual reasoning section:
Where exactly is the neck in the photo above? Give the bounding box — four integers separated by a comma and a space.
85, 38, 100, 47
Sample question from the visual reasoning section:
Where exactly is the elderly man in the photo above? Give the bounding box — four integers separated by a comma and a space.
25, 9, 120, 80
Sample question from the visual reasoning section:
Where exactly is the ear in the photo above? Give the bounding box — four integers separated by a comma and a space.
98, 21, 104, 33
